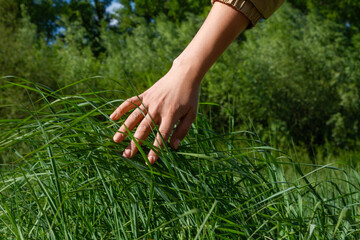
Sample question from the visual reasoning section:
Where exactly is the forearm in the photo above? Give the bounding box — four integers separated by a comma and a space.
172, 2, 250, 85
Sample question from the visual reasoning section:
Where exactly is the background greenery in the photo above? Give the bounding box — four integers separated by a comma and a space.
1, 0, 359, 152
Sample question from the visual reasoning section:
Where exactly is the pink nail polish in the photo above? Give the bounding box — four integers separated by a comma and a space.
110, 113, 117, 120
148, 156, 155, 164
114, 134, 125, 143
123, 149, 131, 158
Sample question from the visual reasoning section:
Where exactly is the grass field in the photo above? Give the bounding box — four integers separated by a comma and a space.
1, 78, 359, 239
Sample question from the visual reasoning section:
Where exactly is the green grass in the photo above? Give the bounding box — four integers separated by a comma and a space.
0, 78, 359, 239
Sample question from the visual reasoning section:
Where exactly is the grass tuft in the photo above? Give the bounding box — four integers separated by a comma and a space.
0, 78, 359, 239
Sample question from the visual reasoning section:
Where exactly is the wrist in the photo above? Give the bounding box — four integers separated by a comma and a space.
172, 55, 207, 86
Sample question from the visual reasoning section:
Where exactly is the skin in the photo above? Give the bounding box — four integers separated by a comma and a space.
110, 2, 250, 164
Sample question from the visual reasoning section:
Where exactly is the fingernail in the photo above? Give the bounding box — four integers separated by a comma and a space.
148, 156, 155, 164
113, 134, 121, 143
113, 134, 125, 143
123, 149, 131, 158
173, 139, 180, 149
110, 113, 117, 120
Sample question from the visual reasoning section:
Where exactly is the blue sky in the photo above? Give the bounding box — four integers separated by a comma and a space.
63, 0, 123, 14
106, 1, 123, 14
106, 1, 123, 26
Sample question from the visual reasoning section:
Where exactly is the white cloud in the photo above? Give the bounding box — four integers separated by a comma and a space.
106, 1, 123, 15
109, 19, 119, 26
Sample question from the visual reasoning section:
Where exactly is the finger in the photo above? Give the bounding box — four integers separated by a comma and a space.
113, 107, 147, 143
147, 118, 175, 165
110, 96, 142, 121
123, 114, 155, 158
170, 111, 196, 149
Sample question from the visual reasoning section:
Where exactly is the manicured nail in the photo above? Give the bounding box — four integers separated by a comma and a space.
173, 139, 180, 149
148, 156, 155, 164
110, 112, 117, 120
113, 134, 121, 143
123, 149, 131, 158
113, 133, 125, 143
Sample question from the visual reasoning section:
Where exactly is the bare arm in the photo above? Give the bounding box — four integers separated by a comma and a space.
110, 2, 250, 164
174, 1, 250, 82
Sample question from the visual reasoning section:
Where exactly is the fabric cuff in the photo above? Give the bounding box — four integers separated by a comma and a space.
211, 0, 263, 28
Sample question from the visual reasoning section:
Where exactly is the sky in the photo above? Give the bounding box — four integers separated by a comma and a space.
106, 1, 123, 15
62, 0, 124, 26
106, 1, 123, 26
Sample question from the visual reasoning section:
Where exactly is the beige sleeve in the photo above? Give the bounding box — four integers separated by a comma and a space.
211, 0, 285, 27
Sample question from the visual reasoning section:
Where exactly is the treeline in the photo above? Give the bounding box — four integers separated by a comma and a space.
0, 0, 359, 149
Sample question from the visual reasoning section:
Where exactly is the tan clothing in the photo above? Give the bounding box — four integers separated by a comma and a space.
212, 0, 285, 27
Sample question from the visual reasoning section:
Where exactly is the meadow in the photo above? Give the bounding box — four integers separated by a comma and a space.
0, 78, 359, 239
1, 1, 360, 238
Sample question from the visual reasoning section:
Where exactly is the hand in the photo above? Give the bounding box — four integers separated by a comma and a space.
110, 2, 250, 165
110, 62, 200, 165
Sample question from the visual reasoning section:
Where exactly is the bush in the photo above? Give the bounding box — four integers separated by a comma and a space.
203, 3, 360, 147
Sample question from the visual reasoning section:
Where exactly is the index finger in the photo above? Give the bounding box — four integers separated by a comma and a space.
110, 96, 142, 121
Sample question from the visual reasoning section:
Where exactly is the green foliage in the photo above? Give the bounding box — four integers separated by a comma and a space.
16, 0, 65, 40
0, 7, 101, 118
1, 79, 359, 239
63, 0, 112, 56
102, 13, 203, 93
238, 3, 360, 147
0, 6, 60, 118
199, 3, 360, 148
0, 0, 20, 29
288, 0, 360, 29
1, 2, 359, 148
118, 0, 210, 23
2, 0, 112, 55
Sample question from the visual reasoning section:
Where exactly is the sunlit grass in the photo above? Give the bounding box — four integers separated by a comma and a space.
0, 77, 359, 239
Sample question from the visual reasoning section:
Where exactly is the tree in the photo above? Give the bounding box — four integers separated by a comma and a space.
115, 0, 210, 33
288, 0, 360, 35
64, 0, 112, 56
238, 3, 360, 147
3, 0, 112, 56
119, 0, 210, 23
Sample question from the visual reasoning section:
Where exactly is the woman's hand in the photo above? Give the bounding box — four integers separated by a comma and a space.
110, 2, 250, 164
110, 61, 201, 164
